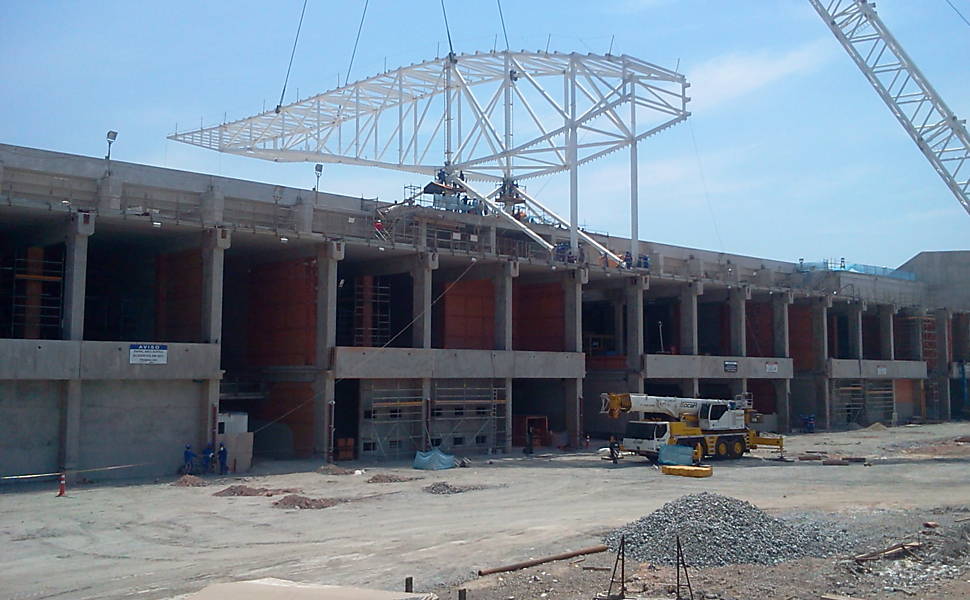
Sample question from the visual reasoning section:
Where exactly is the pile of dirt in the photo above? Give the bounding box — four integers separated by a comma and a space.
213, 485, 302, 497
605, 492, 851, 567
367, 474, 420, 484
172, 475, 207, 487
317, 464, 354, 476
424, 481, 485, 495
864, 422, 888, 431
272, 494, 343, 509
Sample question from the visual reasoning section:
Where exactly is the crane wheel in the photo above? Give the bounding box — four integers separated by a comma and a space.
729, 437, 746, 458
715, 439, 730, 459
692, 440, 706, 464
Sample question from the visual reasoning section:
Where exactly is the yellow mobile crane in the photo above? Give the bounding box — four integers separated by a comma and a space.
600, 393, 784, 462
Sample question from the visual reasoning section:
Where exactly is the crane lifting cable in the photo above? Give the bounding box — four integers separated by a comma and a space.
276, 0, 309, 113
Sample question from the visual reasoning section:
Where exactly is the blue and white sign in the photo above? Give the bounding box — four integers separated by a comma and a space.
129, 344, 168, 365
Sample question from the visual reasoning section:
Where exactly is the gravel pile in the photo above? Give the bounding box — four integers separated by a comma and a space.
424, 481, 485, 495
213, 485, 302, 497
317, 465, 354, 476
605, 492, 851, 567
171, 475, 207, 487
273, 494, 343, 509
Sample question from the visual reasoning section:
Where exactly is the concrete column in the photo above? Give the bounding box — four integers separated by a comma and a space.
97, 173, 122, 211
812, 297, 831, 372
504, 377, 513, 453
488, 226, 497, 254
417, 220, 428, 250
818, 376, 832, 430
564, 378, 582, 447
60, 213, 94, 480
771, 291, 792, 358
201, 228, 231, 344
625, 276, 646, 393
847, 302, 865, 360
562, 268, 587, 353
422, 378, 432, 450
729, 287, 750, 357
679, 281, 702, 355
773, 379, 791, 433
62, 212, 95, 341
729, 378, 748, 398
410, 252, 438, 348
313, 241, 344, 459
879, 305, 896, 361
493, 260, 518, 351
935, 309, 952, 420
680, 378, 699, 398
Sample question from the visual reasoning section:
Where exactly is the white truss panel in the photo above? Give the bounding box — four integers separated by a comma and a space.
810, 0, 970, 216
169, 50, 690, 183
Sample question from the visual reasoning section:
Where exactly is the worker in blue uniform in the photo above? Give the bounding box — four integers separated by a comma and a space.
183, 445, 196, 474
218, 443, 229, 475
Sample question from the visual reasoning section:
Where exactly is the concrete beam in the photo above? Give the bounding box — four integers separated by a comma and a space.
367, 251, 439, 277
771, 291, 792, 358
97, 172, 122, 211
679, 281, 702, 355
729, 286, 750, 357
62, 212, 94, 341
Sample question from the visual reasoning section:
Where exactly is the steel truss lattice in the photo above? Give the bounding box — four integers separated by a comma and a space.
810, 0, 970, 216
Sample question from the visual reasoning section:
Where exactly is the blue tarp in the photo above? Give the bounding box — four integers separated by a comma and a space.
658, 444, 694, 466
412, 448, 457, 470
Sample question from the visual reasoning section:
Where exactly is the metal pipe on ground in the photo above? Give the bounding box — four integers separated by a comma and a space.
477, 544, 608, 576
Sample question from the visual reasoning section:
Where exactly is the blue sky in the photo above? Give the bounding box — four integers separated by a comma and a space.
2, 0, 968, 268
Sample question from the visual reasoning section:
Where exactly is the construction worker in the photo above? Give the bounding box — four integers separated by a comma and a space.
608, 436, 620, 465
202, 443, 214, 473
218, 443, 228, 475
183, 445, 196, 475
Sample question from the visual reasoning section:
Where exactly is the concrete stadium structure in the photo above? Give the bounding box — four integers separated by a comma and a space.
2, 143, 968, 480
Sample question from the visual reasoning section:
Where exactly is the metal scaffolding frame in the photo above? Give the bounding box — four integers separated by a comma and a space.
429, 379, 507, 454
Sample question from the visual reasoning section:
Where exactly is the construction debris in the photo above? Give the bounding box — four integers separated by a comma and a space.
660, 464, 712, 478
367, 474, 421, 484
272, 494, 343, 510
477, 545, 608, 576
172, 475, 207, 487
605, 493, 850, 567
213, 485, 302, 497
821, 459, 850, 466
853, 541, 923, 562
424, 482, 485, 495
317, 465, 354, 476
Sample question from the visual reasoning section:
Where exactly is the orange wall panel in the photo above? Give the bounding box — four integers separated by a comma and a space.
745, 301, 774, 358
513, 281, 564, 352
155, 248, 202, 342
789, 304, 815, 372
248, 258, 316, 366
441, 278, 495, 350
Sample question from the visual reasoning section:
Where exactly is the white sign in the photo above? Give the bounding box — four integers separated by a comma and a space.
129, 344, 168, 365
876, 366, 887, 375
766, 361, 779, 373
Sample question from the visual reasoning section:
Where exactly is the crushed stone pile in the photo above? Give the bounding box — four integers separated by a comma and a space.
605, 492, 851, 567
317, 464, 354, 476
213, 485, 302, 497
864, 422, 888, 431
424, 481, 485, 495
172, 475, 207, 487
273, 494, 343, 509
367, 474, 420, 484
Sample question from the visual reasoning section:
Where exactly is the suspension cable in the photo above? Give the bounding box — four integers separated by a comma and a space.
345, 0, 370, 86
497, 0, 510, 51
276, 0, 309, 113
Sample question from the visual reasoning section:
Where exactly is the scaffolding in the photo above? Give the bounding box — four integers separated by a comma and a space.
353, 276, 391, 347
429, 380, 507, 454
864, 380, 895, 425
831, 379, 865, 426
0, 250, 64, 339
359, 380, 425, 460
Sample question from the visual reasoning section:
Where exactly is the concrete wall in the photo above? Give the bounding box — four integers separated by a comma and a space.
0, 340, 220, 380
0, 381, 63, 478
581, 371, 629, 438
828, 358, 926, 379
78, 380, 203, 479
790, 376, 822, 425
333, 347, 585, 379
644, 354, 793, 379
899, 251, 970, 311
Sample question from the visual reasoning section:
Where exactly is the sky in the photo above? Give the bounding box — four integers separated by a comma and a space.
2, 0, 969, 268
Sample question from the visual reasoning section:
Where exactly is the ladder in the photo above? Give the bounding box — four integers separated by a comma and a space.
809, 0, 970, 216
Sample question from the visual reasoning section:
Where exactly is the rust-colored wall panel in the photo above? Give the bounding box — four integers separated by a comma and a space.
256, 381, 315, 457
248, 258, 316, 366
513, 281, 564, 352
789, 304, 815, 372
745, 301, 774, 358
441, 278, 495, 350
155, 248, 202, 342
747, 379, 776, 414
862, 314, 881, 359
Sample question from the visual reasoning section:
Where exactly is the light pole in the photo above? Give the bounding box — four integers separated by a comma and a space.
105, 130, 118, 175
314, 163, 323, 204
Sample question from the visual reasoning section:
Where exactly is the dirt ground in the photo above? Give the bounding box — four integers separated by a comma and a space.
2, 423, 970, 600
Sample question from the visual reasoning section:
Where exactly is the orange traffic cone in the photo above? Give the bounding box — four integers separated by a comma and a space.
56, 472, 66, 497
